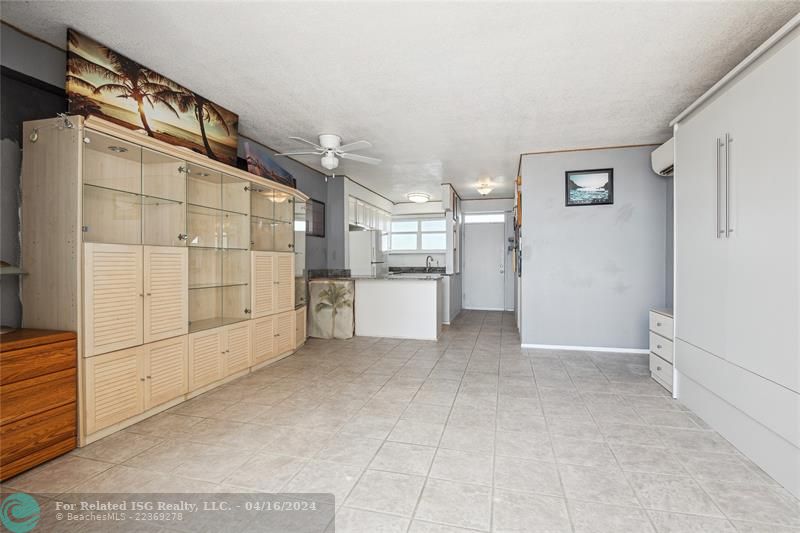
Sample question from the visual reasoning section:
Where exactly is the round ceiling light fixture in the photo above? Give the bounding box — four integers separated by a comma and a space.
406, 192, 430, 203
476, 183, 494, 196
321, 151, 339, 170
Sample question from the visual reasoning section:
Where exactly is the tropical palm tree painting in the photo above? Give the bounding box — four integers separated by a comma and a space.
310, 281, 354, 339
66, 29, 238, 165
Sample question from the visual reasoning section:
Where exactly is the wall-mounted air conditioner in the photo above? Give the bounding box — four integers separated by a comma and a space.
651, 137, 674, 176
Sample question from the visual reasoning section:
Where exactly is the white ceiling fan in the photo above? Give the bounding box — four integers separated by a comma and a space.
274, 134, 381, 170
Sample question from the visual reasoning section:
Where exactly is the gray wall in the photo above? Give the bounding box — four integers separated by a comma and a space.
665, 176, 674, 308
325, 177, 346, 269
1, 24, 67, 328
519, 146, 668, 350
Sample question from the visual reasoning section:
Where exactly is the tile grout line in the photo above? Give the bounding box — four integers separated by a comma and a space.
405, 311, 484, 532
532, 352, 576, 532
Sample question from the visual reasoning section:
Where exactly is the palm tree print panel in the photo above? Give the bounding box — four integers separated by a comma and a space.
66, 29, 239, 165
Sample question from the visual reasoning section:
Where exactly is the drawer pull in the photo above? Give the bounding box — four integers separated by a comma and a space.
657, 344, 662, 349
657, 322, 662, 327
657, 366, 662, 371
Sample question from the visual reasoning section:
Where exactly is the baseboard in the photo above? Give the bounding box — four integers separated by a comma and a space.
463, 306, 506, 311
521, 343, 648, 354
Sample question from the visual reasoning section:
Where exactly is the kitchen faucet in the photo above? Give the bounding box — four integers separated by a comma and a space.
425, 255, 433, 272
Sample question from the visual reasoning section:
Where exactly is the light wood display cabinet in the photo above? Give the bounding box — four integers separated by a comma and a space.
20, 116, 309, 445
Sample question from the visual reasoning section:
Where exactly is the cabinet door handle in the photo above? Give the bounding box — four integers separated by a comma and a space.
716, 137, 724, 238
146, 375, 152, 379
146, 292, 152, 296
140, 377, 145, 382
657, 366, 662, 371
178, 233, 188, 241
725, 133, 734, 238
657, 344, 663, 349
656, 322, 662, 327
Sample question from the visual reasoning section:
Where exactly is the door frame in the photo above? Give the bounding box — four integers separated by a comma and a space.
462, 213, 509, 311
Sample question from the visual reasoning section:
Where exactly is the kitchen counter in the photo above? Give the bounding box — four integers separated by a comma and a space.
354, 277, 443, 340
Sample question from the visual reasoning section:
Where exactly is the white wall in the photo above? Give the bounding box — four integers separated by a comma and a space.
519, 146, 667, 350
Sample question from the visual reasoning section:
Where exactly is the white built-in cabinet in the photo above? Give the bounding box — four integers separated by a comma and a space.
251, 252, 294, 318
85, 335, 187, 434
295, 306, 307, 349
20, 115, 308, 446
83, 244, 187, 357
187, 321, 252, 391
675, 24, 800, 391
83, 243, 144, 357
252, 310, 296, 366
144, 246, 188, 343
673, 20, 799, 498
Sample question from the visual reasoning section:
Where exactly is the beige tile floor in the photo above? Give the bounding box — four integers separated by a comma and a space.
3, 310, 799, 532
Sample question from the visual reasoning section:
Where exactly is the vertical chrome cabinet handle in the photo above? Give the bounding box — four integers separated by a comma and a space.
725, 133, 733, 238
716, 137, 724, 238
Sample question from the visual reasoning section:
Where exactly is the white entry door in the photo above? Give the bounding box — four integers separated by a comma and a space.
463, 221, 506, 310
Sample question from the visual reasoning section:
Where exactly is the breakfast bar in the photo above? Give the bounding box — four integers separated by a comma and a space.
354, 276, 443, 340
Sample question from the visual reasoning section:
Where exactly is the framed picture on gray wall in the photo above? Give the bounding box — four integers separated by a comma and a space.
565, 168, 614, 206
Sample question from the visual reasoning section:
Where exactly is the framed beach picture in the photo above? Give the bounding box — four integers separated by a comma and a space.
66, 29, 239, 165
565, 168, 614, 206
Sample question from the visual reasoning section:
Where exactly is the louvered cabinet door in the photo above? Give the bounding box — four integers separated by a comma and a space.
275, 253, 295, 313
144, 336, 187, 409
85, 346, 144, 434
144, 246, 188, 343
251, 252, 275, 318
274, 310, 295, 356
252, 315, 275, 365
188, 328, 223, 391
84, 243, 143, 357
224, 322, 252, 376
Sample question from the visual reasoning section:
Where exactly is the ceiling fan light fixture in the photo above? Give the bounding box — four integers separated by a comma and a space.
476, 183, 494, 196
407, 192, 430, 203
321, 152, 339, 170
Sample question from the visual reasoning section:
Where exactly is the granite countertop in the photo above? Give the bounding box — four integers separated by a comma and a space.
389, 267, 446, 274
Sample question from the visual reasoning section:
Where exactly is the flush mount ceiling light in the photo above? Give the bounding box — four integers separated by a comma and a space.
407, 192, 430, 203
321, 151, 339, 170
476, 183, 494, 196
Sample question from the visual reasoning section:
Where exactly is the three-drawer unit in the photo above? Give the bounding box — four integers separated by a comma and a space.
0, 329, 77, 480
649, 308, 674, 393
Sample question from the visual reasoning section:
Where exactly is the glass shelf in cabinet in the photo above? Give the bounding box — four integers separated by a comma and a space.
83, 183, 183, 206
188, 316, 247, 333
186, 202, 249, 217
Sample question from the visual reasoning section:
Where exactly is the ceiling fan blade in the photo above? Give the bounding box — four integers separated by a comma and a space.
340, 153, 381, 165
274, 150, 321, 157
288, 136, 323, 149
337, 140, 372, 153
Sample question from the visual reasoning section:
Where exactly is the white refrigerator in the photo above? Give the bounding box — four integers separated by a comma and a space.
349, 230, 387, 277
